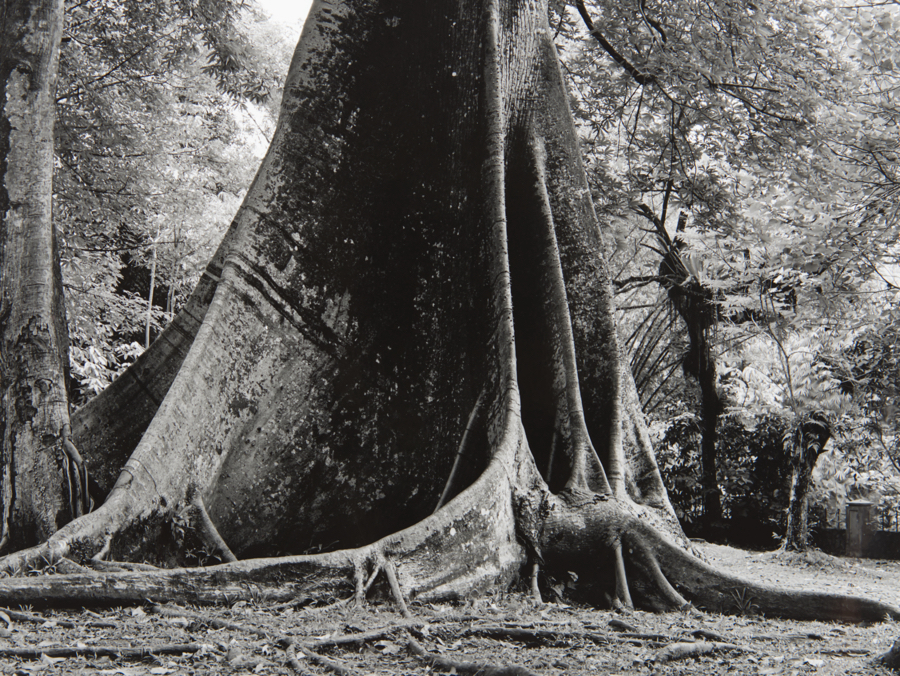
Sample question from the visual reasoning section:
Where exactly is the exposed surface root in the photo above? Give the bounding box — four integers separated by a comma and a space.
654, 640, 747, 663
0, 643, 201, 659
529, 561, 542, 603
0, 606, 116, 629
2, 489, 899, 626
0, 555, 357, 607
538, 495, 900, 622
383, 557, 413, 619
182, 490, 238, 563
464, 624, 611, 646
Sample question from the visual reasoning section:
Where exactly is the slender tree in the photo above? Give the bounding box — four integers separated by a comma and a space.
0, 0, 88, 551
0, 0, 894, 623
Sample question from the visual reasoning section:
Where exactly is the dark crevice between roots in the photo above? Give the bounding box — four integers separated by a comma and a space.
506, 158, 569, 494
506, 137, 611, 498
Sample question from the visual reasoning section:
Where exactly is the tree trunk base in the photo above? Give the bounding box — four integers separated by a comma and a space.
0, 450, 896, 624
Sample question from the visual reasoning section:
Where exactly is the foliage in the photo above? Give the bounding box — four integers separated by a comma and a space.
653, 413, 790, 545
554, 0, 900, 536
56, 0, 294, 403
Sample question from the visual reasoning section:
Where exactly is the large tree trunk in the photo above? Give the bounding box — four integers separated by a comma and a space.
0, 0, 77, 550
0, 0, 895, 623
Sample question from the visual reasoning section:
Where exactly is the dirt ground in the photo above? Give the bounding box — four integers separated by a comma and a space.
0, 542, 897, 676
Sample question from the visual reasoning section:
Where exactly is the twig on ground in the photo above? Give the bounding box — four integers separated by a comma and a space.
0, 607, 117, 629
287, 639, 358, 676
269, 595, 311, 611
150, 604, 269, 638
310, 619, 423, 648
752, 633, 827, 641
619, 631, 671, 641
405, 630, 541, 676
292, 596, 354, 614
464, 624, 610, 646
150, 604, 356, 676
418, 619, 672, 649
0, 644, 201, 659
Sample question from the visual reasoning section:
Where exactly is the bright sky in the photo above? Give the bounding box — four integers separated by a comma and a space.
256, 0, 313, 29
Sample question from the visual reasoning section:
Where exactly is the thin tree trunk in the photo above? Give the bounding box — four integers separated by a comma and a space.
0, 0, 71, 550
696, 327, 723, 525
145, 243, 157, 349
782, 419, 830, 551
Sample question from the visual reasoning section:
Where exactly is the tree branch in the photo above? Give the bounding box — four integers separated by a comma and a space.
574, 0, 654, 86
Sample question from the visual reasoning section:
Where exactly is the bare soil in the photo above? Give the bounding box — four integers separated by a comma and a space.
0, 543, 897, 675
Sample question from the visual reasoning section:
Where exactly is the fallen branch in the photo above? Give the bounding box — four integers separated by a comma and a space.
150, 604, 269, 638
405, 631, 540, 676
464, 624, 610, 646
311, 620, 423, 648
0, 607, 117, 629
655, 640, 747, 663
0, 644, 201, 659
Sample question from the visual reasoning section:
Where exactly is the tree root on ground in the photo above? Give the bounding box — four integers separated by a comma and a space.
0, 606, 116, 629
654, 640, 748, 663
0, 496, 897, 625
0, 454, 895, 627
405, 631, 541, 676
539, 497, 900, 622
0, 644, 201, 659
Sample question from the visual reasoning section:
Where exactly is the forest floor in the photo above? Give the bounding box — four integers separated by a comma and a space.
0, 542, 897, 676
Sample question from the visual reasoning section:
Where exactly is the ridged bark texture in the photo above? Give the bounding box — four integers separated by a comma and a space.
0, 0, 70, 549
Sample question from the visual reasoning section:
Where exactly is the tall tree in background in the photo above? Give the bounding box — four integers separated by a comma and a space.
0, 0, 87, 551
0, 0, 895, 624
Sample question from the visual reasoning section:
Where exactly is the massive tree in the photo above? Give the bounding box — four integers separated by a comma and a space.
0, 0, 896, 622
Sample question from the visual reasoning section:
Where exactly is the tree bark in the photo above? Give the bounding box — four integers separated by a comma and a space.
0, 0, 894, 624
0, 0, 73, 550
781, 417, 830, 552
659, 250, 723, 525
